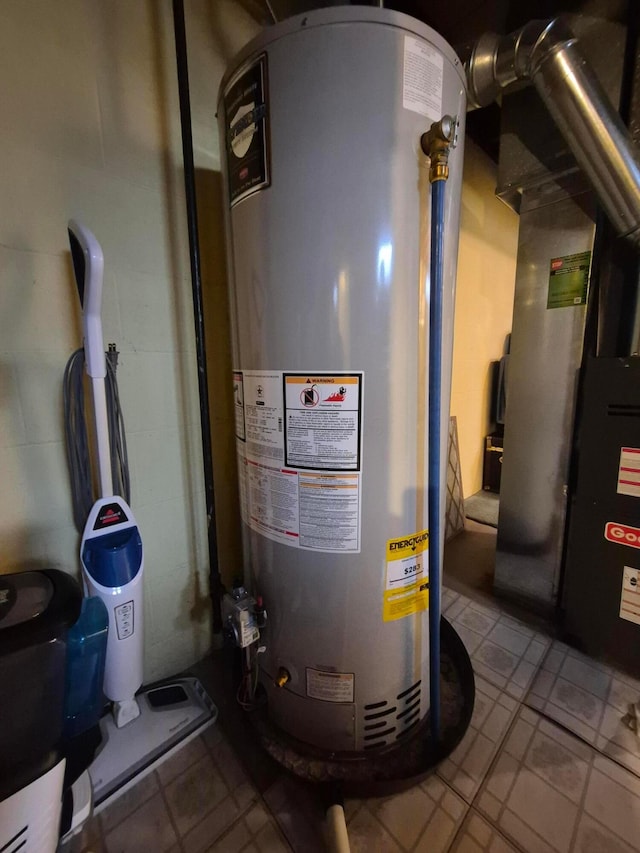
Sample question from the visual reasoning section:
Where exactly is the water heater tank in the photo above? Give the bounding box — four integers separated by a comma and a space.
218, 7, 466, 753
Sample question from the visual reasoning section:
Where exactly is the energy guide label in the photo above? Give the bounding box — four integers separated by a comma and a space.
383, 530, 429, 622
232, 370, 363, 553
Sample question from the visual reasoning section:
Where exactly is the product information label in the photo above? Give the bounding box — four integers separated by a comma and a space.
620, 566, 640, 625
283, 374, 362, 470
233, 371, 245, 441
233, 370, 363, 553
306, 668, 354, 703
402, 36, 443, 122
243, 371, 284, 465
547, 251, 591, 309
223, 54, 270, 207
617, 447, 640, 498
384, 530, 429, 622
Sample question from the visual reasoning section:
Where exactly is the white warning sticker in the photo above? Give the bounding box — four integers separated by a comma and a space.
402, 36, 444, 122
617, 447, 640, 498
234, 370, 363, 553
246, 459, 299, 546
306, 668, 354, 703
299, 472, 360, 552
620, 566, 640, 625
283, 373, 362, 470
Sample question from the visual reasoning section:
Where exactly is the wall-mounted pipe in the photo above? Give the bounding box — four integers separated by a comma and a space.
466, 18, 640, 247
172, 0, 223, 633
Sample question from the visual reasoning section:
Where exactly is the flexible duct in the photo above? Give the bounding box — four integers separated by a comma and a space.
466, 18, 640, 246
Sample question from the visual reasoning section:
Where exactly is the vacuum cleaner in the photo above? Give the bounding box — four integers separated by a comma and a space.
65, 220, 216, 810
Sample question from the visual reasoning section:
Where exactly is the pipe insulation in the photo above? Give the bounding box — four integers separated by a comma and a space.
466, 18, 640, 246
326, 804, 351, 853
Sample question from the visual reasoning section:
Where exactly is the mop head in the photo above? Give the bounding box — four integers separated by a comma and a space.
90, 676, 217, 811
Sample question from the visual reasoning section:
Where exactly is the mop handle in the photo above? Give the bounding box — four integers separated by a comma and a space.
68, 220, 114, 498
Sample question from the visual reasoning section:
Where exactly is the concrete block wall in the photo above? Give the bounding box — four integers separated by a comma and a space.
0, 0, 256, 681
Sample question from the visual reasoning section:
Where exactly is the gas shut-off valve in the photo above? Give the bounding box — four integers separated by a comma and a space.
222, 585, 267, 649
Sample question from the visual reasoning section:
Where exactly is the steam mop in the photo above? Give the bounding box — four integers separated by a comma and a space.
66, 220, 216, 812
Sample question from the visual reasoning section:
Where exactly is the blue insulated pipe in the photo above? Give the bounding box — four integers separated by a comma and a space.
428, 177, 446, 745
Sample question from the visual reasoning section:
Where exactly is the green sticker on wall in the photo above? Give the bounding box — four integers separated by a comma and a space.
547, 251, 591, 309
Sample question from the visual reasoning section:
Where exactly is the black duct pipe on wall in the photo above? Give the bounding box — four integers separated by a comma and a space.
172, 0, 223, 633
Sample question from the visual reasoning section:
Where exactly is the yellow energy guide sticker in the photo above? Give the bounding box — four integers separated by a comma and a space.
383, 530, 429, 622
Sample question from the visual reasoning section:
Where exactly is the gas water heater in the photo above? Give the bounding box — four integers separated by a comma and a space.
219, 7, 466, 753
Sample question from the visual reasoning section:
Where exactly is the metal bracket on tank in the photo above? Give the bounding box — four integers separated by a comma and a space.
420, 115, 458, 184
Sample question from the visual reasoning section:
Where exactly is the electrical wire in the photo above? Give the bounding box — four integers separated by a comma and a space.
236, 644, 266, 711
63, 346, 131, 533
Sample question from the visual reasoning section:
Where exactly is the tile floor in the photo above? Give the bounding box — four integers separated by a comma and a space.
64, 586, 640, 853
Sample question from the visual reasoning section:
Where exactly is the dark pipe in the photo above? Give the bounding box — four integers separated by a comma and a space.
172, 0, 223, 633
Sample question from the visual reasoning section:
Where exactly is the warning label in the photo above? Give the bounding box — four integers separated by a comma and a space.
402, 36, 443, 122
299, 472, 360, 551
620, 566, 640, 625
233, 370, 363, 553
246, 459, 299, 546
384, 529, 429, 622
306, 668, 354, 703
617, 447, 640, 498
283, 374, 362, 470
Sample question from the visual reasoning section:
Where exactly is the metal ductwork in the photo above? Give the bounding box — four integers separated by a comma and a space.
466, 17, 640, 246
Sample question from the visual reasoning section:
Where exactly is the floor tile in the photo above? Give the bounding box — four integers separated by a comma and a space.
206, 802, 291, 852
61, 814, 105, 853
476, 706, 640, 853
156, 734, 209, 786
347, 805, 402, 852
347, 776, 468, 853
207, 733, 259, 811
526, 641, 640, 777
263, 776, 325, 853
99, 770, 159, 833
181, 794, 244, 853
444, 588, 462, 614
446, 591, 551, 700
163, 753, 229, 837
449, 809, 519, 852
438, 676, 518, 803
104, 791, 177, 853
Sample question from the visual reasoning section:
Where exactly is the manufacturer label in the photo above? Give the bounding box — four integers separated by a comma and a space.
620, 566, 640, 625
617, 447, 640, 498
383, 529, 429, 622
306, 668, 354, 703
114, 600, 134, 640
547, 251, 591, 309
605, 522, 640, 550
93, 502, 128, 530
402, 36, 443, 122
223, 54, 270, 207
